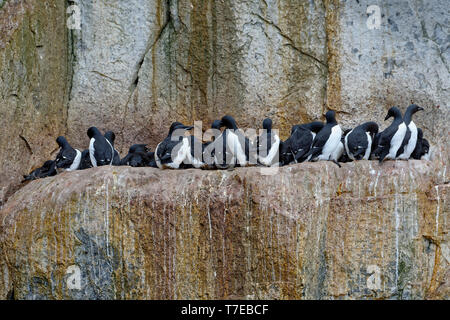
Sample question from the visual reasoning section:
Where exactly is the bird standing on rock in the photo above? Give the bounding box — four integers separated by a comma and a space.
154, 122, 193, 169
395, 104, 424, 160
304, 110, 343, 167
344, 122, 379, 161
285, 121, 325, 164
373, 106, 407, 163
256, 118, 280, 167
55, 136, 82, 172
87, 127, 115, 167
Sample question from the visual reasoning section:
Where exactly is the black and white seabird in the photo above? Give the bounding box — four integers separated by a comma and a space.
289, 121, 325, 164
104, 131, 121, 165
79, 149, 93, 170
411, 128, 431, 160
55, 136, 82, 171
373, 106, 407, 163
304, 110, 343, 167
87, 127, 114, 167
344, 122, 379, 161
256, 118, 280, 167
208, 115, 254, 169
120, 144, 149, 167
395, 104, 424, 160
420, 138, 431, 160
338, 130, 352, 163
154, 122, 193, 169
22, 160, 57, 182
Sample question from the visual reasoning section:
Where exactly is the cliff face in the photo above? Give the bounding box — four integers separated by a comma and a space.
0, 0, 448, 204
0, 0, 449, 300
0, 0, 70, 205
66, 0, 449, 153
0, 157, 448, 300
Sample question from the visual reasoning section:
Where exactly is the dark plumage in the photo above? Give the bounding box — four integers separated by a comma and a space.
304, 111, 343, 167
79, 149, 93, 170
55, 136, 81, 171
155, 122, 193, 169
22, 160, 57, 182
88, 127, 114, 167
395, 104, 424, 159
373, 107, 406, 163
344, 122, 379, 161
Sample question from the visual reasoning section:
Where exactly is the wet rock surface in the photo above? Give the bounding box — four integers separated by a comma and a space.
0, 0, 70, 206
0, 158, 448, 299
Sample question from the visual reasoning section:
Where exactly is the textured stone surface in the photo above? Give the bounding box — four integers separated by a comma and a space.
328, 0, 450, 144
66, 0, 449, 155
0, 157, 448, 300
0, 0, 70, 206
67, 0, 328, 153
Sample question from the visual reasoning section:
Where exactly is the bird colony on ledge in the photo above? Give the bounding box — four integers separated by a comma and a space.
23, 104, 431, 182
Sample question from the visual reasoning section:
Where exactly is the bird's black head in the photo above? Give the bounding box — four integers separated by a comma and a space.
325, 110, 337, 124
384, 106, 402, 121
168, 122, 193, 135
220, 115, 238, 130
129, 144, 149, 154
56, 136, 69, 148
363, 121, 379, 136
211, 120, 223, 130
87, 127, 101, 139
104, 131, 116, 145
262, 118, 272, 131
406, 104, 424, 115
306, 121, 325, 133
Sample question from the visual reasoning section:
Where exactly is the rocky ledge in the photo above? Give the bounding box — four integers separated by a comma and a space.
0, 158, 448, 300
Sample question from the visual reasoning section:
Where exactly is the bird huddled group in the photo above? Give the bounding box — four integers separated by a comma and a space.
23, 104, 431, 182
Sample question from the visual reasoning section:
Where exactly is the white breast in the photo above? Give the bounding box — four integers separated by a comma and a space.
166, 137, 190, 169
330, 141, 344, 161
89, 138, 97, 167
388, 122, 406, 160
363, 132, 372, 160
227, 130, 247, 166
318, 125, 342, 160
67, 149, 82, 171
404, 121, 418, 159
154, 143, 162, 168
344, 129, 354, 160
258, 134, 280, 166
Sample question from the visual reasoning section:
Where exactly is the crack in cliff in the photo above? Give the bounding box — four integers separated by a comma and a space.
251, 12, 328, 69
120, 1, 173, 146
19, 135, 32, 155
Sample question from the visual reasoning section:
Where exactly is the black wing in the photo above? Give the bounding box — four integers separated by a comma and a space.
290, 128, 314, 162
305, 125, 332, 159
94, 137, 113, 166
346, 128, 368, 157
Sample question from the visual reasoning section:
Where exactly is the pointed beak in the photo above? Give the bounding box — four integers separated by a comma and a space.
418, 107, 424, 111
384, 115, 391, 121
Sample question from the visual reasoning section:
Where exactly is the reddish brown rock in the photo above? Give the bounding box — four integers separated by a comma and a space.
0, 157, 448, 299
